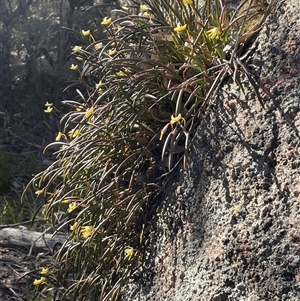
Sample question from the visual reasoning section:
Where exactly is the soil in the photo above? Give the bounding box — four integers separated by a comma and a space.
0, 248, 35, 301
124, 1, 300, 300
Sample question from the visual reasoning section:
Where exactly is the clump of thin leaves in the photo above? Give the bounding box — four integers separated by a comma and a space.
24, 0, 274, 300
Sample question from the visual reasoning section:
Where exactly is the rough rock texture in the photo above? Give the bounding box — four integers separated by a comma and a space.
124, 1, 300, 300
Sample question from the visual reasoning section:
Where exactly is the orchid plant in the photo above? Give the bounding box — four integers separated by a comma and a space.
25, 0, 274, 300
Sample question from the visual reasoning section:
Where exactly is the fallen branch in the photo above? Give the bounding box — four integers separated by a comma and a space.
0, 227, 67, 254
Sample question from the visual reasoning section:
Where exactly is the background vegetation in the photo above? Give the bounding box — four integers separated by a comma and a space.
0, 1, 118, 299
0, 0, 118, 218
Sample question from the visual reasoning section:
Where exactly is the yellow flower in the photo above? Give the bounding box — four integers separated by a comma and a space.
33, 277, 47, 286
183, 0, 193, 5
70, 222, 78, 231
94, 42, 103, 50
143, 12, 154, 19
207, 27, 221, 39
108, 48, 117, 56
70, 64, 78, 70
72, 45, 82, 53
95, 80, 103, 90
76, 105, 84, 111
174, 24, 187, 32
140, 4, 150, 12
116, 70, 126, 76
67, 202, 77, 213
61, 199, 70, 204
101, 17, 112, 25
55, 132, 66, 141
44, 106, 53, 113
75, 56, 83, 61
95, 81, 104, 94
81, 226, 94, 238
45, 102, 53, 107
121, 6, 129, 11
85, 106, 94, 118
170, 113, 185, 125
82, 29, 90, 36
40, 268, 49, 275
125, 247, 135, 260
35, 189, 44, 195
68, 128, 80, 138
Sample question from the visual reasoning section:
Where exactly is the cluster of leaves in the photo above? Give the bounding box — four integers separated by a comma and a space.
25, 0, 274, 300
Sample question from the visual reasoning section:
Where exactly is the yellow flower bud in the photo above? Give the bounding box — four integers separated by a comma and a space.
125, 246, 135, 260
33, 277, 47, 286
44, 106, 53, 113
116, 70, 126, 76
207, 27, 221, 39
183, 0, 193, 5
101, 17, 112, 25
174, 24, 187, 32
55, 132, 66, 141
70, 64, 78, 70
35, 189, 44, 195
40, 268, 50, 275
108, 48, 117, 56
81, 226, 94, 238
72, 45, 82, 53
70, 222, 78, 231
82, 29, 90, 36
68, 128, 80, 138
67, 202, 77, 213
94, 42, 103, 50
85, 106, 94, 118
140, 4, 150, 12
170, 113, 185, 125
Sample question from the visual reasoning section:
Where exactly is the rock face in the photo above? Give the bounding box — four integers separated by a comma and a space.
125, 1, 300, 300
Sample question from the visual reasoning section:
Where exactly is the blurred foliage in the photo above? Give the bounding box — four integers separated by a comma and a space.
0, 150, 18, 194
0, 0, 119, 201
0, 197, 24, 224
24, 0, 274, 300
0, 0, 117, 118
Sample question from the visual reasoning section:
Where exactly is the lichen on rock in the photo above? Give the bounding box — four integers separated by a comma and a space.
123, 1, 300, 300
